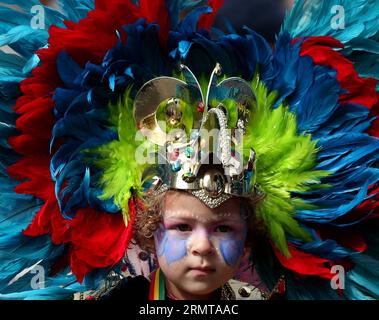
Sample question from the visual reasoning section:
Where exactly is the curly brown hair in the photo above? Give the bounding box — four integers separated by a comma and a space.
133, 190, 267, 254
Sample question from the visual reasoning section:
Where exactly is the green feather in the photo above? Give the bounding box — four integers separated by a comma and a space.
221, 98, 239, 128
84, 90, 152, 224
244, 77, 330, 257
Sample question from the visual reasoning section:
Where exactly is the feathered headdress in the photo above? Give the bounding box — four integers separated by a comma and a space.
0, 0, 379, 299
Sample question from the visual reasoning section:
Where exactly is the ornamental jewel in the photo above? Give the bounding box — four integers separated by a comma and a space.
185, 146, 194, 158
197, 101, 205, 113
171, 160, 182, 172
169, 149, 180, 161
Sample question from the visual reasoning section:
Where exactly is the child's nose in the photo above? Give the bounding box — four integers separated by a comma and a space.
190, 231, 214, 257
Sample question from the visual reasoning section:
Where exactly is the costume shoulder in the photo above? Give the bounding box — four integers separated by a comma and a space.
228, 279, 286, 300
228, 279, 267, 300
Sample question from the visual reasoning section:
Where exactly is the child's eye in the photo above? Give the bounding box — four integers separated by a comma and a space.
175, 224, 192, 232
215, 225, 232, 233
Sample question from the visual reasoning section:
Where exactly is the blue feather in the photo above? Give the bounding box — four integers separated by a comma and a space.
295, 67, 341, 133
316, 133, 379, 170
176, 6, 212, 35
296, 180, 377, 224
164, 0, 203, 30
344, 221, 379, 299
314, 104, 373, 138
56, 51, 83, 88
0, 0, 95, 103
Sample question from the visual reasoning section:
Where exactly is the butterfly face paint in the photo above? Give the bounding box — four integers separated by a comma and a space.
154, 223, 188, 265
219, 236, 246, 266
219, 205, 248, 266
154, 212, 247, 267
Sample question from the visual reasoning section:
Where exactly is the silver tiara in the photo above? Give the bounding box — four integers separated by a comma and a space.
135, 63, 258, 208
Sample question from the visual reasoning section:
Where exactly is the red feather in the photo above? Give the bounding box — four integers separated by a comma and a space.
197, 0, 224, 30
299, 36, 378, 110
273, 244, 334, 280
7, 0, 163, 282
139, 0, 169, 47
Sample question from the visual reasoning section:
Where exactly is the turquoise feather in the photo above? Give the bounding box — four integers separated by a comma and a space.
283, 0, 379, 87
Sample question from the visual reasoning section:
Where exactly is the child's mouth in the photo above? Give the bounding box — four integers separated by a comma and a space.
188, 266, 216, 276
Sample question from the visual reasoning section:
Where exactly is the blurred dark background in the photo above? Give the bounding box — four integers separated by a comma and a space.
214, 0, 291, 42
0, 0, 292, 44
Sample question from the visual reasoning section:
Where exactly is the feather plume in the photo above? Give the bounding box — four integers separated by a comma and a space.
84, 91, 151, 224
244, 76, 330, 256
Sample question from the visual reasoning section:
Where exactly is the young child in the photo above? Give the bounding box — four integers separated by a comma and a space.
100, 189, 270, 300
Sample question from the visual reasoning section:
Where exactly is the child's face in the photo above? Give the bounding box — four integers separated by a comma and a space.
154, 191, 247, 299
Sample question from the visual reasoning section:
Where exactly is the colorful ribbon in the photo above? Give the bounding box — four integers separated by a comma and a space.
149, 268, 165, 300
